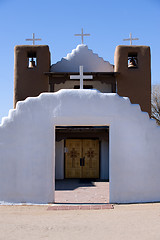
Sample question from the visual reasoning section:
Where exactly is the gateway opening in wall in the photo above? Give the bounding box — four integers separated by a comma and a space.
54, 126, 110, 204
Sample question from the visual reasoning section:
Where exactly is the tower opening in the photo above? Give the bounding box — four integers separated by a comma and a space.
27, 51, 37, 68
128, 52, 138, 68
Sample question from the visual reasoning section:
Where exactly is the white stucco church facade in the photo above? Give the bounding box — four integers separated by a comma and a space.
0, 43, 160, 204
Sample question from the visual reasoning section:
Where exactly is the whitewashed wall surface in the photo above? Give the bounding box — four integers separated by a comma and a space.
0, 89, 160, 203
51, 44, 114, 72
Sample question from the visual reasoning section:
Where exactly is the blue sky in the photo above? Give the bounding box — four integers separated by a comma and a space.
0, 0, 160, 121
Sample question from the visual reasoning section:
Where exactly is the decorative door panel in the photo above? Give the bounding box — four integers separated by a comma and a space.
65, 139, 99, 179
82, 139, 99, 178
65, 139, 82, 178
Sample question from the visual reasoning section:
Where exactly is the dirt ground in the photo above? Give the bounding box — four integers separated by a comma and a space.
55, 179, 109, 203
0, 203, 160, 240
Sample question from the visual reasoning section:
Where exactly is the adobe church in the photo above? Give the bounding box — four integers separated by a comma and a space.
0, 32, 160, 204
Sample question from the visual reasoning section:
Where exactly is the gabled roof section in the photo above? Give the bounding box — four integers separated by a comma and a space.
50, 44, 114, 72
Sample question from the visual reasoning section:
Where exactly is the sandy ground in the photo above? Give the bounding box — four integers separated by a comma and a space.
0, 203, 160, 240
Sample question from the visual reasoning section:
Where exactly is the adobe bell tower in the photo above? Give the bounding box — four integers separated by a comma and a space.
114, 45, 151, 115
14, 45, 50, 108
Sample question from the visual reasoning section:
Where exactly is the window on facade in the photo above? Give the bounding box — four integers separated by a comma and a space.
27, 52, 37, 68
128, 53, 138, 68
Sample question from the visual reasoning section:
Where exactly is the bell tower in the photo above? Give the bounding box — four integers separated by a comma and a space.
14, 45, 50, 108
114, 45, 151, 115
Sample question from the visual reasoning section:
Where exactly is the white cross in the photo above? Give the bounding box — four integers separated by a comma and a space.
25, 33, 42, 45
74, 28, 90, 44
70, 66, 93, 89
123, 33, 139, 45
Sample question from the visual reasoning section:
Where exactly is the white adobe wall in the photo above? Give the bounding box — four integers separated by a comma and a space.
100, 138, 109, 180
55, 140, 64, 180
51, 44, 114, 72
0, 89, 160, 203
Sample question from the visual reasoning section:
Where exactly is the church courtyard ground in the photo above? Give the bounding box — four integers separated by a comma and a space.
0, 203, 160, 240
55, 179, 109, 204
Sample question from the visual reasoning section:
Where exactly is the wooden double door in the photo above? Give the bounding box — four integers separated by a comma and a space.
65, 139, 99, 178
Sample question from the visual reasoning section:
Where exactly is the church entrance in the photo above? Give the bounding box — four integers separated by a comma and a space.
55, 126, 109, 204
65, 139, 99, 179
55, 126, 109, 180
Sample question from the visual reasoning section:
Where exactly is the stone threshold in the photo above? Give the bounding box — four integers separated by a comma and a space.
47, 204, 114, 210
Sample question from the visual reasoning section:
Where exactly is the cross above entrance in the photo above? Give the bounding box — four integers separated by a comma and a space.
70, 66, 93, 89
25, 33, 42, 45
74, 28, 90, 44
123, 33, 139, 45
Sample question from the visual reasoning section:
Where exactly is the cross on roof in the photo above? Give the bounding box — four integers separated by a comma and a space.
70, 66, 93, 89
123, 33, 139, 45
74, 28, 90, 44
25, 33, 42, 45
